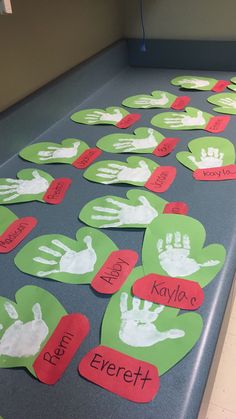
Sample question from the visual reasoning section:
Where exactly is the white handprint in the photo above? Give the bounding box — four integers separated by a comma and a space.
0, 170, 50, 202
188, 148, 224, 169
0, 302, 48, 357
218, 97, 236, 109
91, 196, 158, 228
85, 109, 123, 124
119, 293, 185, 347
134, 93, 169, 108
37, 141, 81, 161
95, 160, 152, 184
177, 78, 210, 89
157, 232, 220, 277
164, 111, 206, 128
113, 129, 158, 152
33, 236, 97, 277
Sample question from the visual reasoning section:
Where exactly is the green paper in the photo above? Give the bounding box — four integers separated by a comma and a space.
171, 76, 217, 91
0, 169, 54, 204
142, 214, 226, 288
83, 156, 158, 186
0, 285, 66, 376
79, 189, 167, 229
71, 107, 129, 126
227, 76, 236, 92
176, 136, 235, 171
97, 127, 164, 154
207, 93, 236, 115
122, 91, 176, 109
0, 207, 18, 234
19, 138, 89, 165
15, 227, 117, 284
151, 107, 212, 131
101, 266, 203, 376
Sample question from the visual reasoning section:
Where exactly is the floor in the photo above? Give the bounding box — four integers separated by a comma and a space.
206, 294, 236, 418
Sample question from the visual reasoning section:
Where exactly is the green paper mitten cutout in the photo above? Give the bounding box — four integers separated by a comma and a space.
0, 207, 18, 234
97, 127, 164, 154
0, 285, 66, 376
71, 107, 129, 126
19, 138, 89, 165
0, 169, 53, 205
207, 93, 236, 115
79, 189, 167, 229
151, 107, 212, 131
101, 266, 203, 375
142, 214, 226, 288
226, 76, 236, 92
171, 76, 217, 91
122, 91, 176, 109
83, 156, 158, 186
15, 227, 117, 284
176, 136, 235, 171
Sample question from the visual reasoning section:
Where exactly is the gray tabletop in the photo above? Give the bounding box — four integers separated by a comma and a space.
1, 59, 236, 419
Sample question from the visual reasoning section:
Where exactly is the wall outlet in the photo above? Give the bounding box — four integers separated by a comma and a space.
0, 0, 12, 14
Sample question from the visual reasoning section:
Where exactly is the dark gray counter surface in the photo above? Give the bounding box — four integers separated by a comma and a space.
0, 42, 236, 419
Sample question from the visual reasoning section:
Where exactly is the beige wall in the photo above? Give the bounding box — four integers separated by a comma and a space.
2, 0, 236, 111
0, 0, 123, 111
124, 0, 236, 41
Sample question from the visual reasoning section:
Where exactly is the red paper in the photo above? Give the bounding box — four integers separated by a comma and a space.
205, 116, 230, 133
43, 178, 72, 204
211, 80, 231, 92
116, 114, 141, 129
34, 313, 89, 385
78, 345, 160, 403
145, 166, 176, 193
193, 164, 236, 181
72, 148, 102, 169
163, 202, 189, 215
0, 217, 37, 253
91, 250, 138, 294
153, 137, 180, 157
171, 96, 190, 110
132, 274, 204, 310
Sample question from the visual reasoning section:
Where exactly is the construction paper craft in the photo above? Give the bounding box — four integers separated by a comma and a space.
207, 93, 236, 115
78, 266, 203, 402
19, 138, 102, 169
163, 201, 189, 215
83, 156, 176, 193
79, 190, 167, 229
142, 214, 226, 288
227, 76, 236, 92
15, 227, 138, 294
96, 127, 180, 156
0, 207, 37, 253
71, 107, 141, 129
176, 136, 236, 181
193, 165, 236, 181
151, 107, 230, 133
79, 344, 159, 403
171, 76, 230, 92
122, 90, 190, 110
0, 169, 71, 205
79, 190, 189, 229
177, 136, 235, 171
133, 274, 204, 310
0, 285, 89, 384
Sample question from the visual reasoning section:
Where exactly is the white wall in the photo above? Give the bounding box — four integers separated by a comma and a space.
124, 0, 236, 41
0, 0, 123, 111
